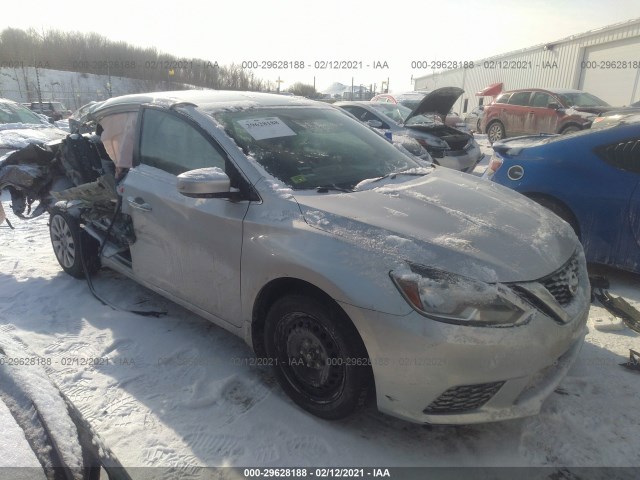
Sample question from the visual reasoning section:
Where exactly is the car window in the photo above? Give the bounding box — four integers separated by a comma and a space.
139, 108, 227, 175
370, 103, 437, 126
530, 92, 554, 108
341, 106, 389, 128
0, 101, 50, 125
212, 106, 421, 190
595, 138, 640, 174
508, 92, 532, 106
495, 93, 512, 104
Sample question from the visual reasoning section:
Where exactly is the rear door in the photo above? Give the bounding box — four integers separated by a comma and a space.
504, 91, 533, 136
121, 106, 250, 326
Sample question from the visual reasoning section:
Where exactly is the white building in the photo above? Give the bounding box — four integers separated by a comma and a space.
413, 18, 640, 116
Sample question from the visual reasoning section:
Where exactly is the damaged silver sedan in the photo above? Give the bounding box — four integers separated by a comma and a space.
0, 90, 590, 424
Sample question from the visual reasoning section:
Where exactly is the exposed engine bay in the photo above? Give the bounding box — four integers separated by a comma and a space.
0, 134, 135, 255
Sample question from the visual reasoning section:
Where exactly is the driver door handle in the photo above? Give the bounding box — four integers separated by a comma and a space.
127, 196, 152, 212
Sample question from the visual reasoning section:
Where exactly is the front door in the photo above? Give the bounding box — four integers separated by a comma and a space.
121, 107, 249, 326
528, 92, 561, 134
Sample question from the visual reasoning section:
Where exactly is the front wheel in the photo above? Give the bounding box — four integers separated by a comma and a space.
49, 208, 100, 278
264, 294, 372, 420
487, 121, 505, 144
561, 125, 580, 134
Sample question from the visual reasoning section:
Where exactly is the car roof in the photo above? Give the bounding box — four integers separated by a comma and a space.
500, 88, 584, 95
92, 90, 317, 115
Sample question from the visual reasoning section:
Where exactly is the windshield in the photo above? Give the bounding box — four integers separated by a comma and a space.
369, 102, 438, 127
0, 102, 50, 125
51, 103, 67, 112
556, 92, 609, 108
213, 107, 421, 190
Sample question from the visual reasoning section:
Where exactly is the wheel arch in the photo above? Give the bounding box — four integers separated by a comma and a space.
524, 192, 582, 239
559, 123, 582, 134
250, 277, 370, 361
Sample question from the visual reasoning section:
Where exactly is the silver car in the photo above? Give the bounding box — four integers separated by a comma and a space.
1, 90, 590, 424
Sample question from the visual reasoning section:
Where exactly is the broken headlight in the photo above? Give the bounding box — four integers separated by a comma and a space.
390, 264, 533, 327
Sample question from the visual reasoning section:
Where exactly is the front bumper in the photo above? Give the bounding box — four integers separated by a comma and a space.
339, 285, 589, 425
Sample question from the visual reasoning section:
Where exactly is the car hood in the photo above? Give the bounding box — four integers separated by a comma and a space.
293, 168, 577, 283
569, 106, 611, 115
0, 125, 67, 152
404, 87, 464, 124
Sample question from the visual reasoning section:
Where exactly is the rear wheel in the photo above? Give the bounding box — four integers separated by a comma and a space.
476, 119, 482, 133
264, 294, 372, 419
49, 207, 100, 278
487, 121, 505, 143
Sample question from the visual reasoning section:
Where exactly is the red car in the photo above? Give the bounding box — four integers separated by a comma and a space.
481, 88, 612, 143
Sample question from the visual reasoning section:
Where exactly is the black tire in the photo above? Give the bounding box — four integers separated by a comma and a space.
476, 118, 482, 133
264, 294, 372, 420
560, 125, 580, 134
487, 121, 505, 144
49, 207, 100, 278
529, 195, 581, 239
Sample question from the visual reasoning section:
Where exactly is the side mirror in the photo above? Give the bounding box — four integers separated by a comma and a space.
547, 102, 561, 110
177, 167, 232, 198
366, 119, 383, 128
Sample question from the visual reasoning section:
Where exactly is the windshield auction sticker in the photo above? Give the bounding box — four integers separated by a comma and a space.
237, 117, 296, 140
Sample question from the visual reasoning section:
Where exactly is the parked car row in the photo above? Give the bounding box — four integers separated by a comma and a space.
1, 89, 590, 426
337, 87, 483, 172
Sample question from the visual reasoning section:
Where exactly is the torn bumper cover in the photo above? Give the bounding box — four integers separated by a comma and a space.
0, 135, 117, 220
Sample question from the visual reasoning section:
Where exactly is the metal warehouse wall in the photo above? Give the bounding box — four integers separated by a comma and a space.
414, 18, 640, 114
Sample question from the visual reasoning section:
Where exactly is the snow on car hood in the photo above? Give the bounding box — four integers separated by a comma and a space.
404, 87, 464, 124
0, 124, 67, 151
294, 168, 577, 283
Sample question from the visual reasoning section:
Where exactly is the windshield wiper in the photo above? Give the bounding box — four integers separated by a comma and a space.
315, 184, 353, 193
370, 170, 430, 184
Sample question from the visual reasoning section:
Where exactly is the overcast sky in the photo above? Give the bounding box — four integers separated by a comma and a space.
3, 0, 640, 93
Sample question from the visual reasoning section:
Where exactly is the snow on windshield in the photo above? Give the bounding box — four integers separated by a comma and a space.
213, 107, 421, 191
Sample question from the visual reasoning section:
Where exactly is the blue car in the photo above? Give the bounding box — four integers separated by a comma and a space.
486, 121, 640, 274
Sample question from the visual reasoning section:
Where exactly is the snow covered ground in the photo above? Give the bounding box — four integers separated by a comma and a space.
1, 164, 639, 473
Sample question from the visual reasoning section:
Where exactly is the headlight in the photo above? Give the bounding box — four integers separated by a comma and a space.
390, 264, 533, 327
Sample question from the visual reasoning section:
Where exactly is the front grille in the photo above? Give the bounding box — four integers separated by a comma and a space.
539, 253, 580, 306
423, 381, 505, 414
